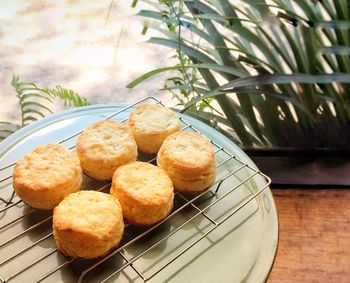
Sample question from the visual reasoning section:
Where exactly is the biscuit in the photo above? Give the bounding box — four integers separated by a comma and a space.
128, 104, 180, 153
76, 120, 137, 180
110, 162, 174, 226
53, 190, 124, 259
157, 132, 216, 193
13, 144, 82, 210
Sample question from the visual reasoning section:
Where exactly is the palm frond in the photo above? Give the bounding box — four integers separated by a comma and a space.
130, 0, 350, 148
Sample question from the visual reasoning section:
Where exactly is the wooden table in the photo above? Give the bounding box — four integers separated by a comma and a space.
267, 188, 350, 283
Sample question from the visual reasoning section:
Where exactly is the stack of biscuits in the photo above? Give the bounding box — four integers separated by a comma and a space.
12, 103, 217, 259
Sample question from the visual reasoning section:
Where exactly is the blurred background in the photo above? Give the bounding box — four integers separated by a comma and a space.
0, 0, 173, 123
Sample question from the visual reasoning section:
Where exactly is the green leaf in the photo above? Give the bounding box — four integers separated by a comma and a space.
131, 0, 138, 8
23, 116, 39, 124
186, 64, 254, 146
186, 2, 246, 72
20, 93, 54, 103
293, 0, 318, 23
137, 10, 166, 21
23, 108, 47, 118
127, 63, 247, 88
317, 20, 350, 29
0, 129, 17, 134
319, 46, 350, 55
220, 73, 350, 89
188, 1, 282, 70
21, 101, 54, 114
258, 26, 296, 72
147, 37, 218, 64
44, 86, 90, 107
0, 121, 21, 128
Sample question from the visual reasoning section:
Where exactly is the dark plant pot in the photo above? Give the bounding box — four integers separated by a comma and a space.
243, 148, 350, 186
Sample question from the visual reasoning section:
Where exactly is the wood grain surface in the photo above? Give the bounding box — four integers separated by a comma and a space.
268, 188, 350, 283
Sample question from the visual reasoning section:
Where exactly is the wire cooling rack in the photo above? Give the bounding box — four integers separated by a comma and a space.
0, 96, 271, 283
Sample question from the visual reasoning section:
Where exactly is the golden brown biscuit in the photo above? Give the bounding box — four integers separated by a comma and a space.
157, 132, 216, 193
13, 144, 82, 210
128, 104, 180, 153
53, 190, 124, 259
76, 120, 137, 180
110, 162, 174, 226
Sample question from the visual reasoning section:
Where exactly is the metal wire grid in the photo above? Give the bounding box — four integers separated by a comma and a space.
0, 96, 271, 283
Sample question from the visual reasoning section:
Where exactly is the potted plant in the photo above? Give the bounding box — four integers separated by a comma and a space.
128, 0, 350, 185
